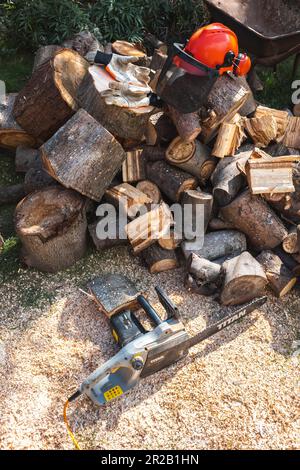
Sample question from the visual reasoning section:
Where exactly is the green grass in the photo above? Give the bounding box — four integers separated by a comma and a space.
0, 52, 33, 93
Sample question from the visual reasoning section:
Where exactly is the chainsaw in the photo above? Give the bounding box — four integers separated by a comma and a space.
67, 274, 267, 408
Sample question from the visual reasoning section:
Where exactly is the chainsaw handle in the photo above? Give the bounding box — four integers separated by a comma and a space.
137, 295, 162, 326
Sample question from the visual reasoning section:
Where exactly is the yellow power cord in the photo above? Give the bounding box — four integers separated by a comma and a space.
63, 399, 81, 450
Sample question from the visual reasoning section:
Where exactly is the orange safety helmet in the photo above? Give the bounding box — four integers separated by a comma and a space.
174, 23, 251, 77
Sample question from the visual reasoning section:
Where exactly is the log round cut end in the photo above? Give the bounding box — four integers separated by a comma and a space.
220, 275, 268, 306
112, 40, 146, 58
149, 258, 179, 274
177, 179, 199, 201
15, 186, 84, 239
166, 137, 195, 164
0, 130, 36, 150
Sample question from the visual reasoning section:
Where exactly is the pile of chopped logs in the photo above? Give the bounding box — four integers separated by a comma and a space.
1, 32, 300, 305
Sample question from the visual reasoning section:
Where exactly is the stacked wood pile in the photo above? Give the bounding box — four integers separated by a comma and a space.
1, 33, 300, 305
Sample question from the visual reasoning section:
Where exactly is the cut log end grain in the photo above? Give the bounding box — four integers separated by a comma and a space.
41, 109, 126, 201
282, 228, 298, 254
136, 180, 161, 205
141, 244, 179, 274
15, 187, 87, 273
0, 94, 37, 149
112, 41, 146, 60
78, 65, 154, 141
257, 250, 296, 297
220, 251, 268, 306
14, 49, 89, 142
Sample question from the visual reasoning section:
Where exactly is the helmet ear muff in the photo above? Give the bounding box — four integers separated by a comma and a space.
222, 50, 236, 68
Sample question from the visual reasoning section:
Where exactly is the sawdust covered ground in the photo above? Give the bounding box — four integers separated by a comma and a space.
0, 247, 299, 450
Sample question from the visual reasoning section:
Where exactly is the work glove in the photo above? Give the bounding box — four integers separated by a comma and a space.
85, 50, 151, 87
101, 81, 152, 108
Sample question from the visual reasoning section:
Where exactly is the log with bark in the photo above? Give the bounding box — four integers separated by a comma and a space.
257, 250, 296, 297
136, 180, 161, 204
24, 168, 57, 194
141, 146, 166, 163
78, 65, 154, 141
15, 146, 41, 173
146, 160, 198, 202
284, 117, 300, 149
62, 31, 103, 57
200, 74, 250, 143
0, 184, 25, 205
141, 243, 179, 274
244, 114, 278, 147
0, 94, 36, 149
150, 49, 167, 72
105, 183, 152, 220
210, 150, 251, 207
14, 49, 89, 142
32, 45, 62, 72
254, 106, 289, 142
122, 149, 145, 183
145, 112, 177, 146
274, 245, 300, 276
188, 253, 221, 284
126, 202, 173, 254
15, 187, 87, 272
158, 228, 182, 251
166, 137, 215, 185
235, 76, 257, 117
181, 230, 247, 262
41, 109, 126, 201
208, 217, 235, 231
184, 273, 219, 296
212, 114, 246, 158
220, 251, 268, 306
167, 106, 202, 142
181, 189, 213, 238
282, 227, 298, 254
88, 220, 128, 251
220, 190, 288, 250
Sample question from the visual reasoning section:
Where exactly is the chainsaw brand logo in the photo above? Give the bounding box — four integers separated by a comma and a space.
95, 202, 205, 249
0, 80, 6, 105
292, 80, 300, 105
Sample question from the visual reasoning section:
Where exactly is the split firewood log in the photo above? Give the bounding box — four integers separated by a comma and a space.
212, 114, 246, 158
235, 76, 257, 117
147, 160, 198, 202
220, 251, 268, 306
257, 250, 296, 297
141, 146, 166, 163
88, 220, 128, 251
188, 253, 221, 284
105, 183, 152, 220
122, 149, 145, 183
112, 40, 148, 66
245, 158, 295, 195
244, 114, 278, 147
145, 112, 177, 146
14, 49, 89, 142
126, 202, 173, 254
24, 168, 57, 194
254, 106, 289, 142
0, 94, 36, 149
158, 228, 182, 251
282, 227, 298, 254
78, 65, 154, 141
166, 137, 216, 185
181, 230, 247, 262
200, 74, 250, 143
141, 243, 179, 274
41, 109, 126, 201
136, 180, 161, 205
167, 106, 202, 142
32, 45, 62, 72
62, 31, 103, 57
15, 146, 41, 173
0, 184, 25, 205
181, 189, 213, 238
211, 150, 251, 206
220, 190, 288, 250
15, 187, 87, 272
284, 117, 300, 149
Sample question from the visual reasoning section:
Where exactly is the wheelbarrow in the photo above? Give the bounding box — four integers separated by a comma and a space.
205, 0, 300, 76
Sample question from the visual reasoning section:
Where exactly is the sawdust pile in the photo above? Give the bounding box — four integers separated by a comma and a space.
0, 247, 299, 450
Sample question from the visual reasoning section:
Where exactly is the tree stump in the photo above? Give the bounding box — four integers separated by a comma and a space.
220, 190, 288, 250
257, 250, 296, 297
14, 49, 89, 142
0, 94, 36, 149
78, 65, 154, 141
221, 251, 268, 306
41, 109, 126, 201
166, 137, 215, 185
141, 244, 179, 274
146, 160, 198, 202
15, 187, 87, 272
